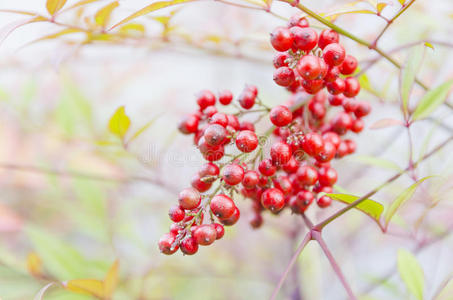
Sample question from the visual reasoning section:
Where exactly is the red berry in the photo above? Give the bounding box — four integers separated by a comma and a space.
324, 66, 340, 82
270, 26, 294, 52
302, 132, 324, 156
345, 139, 356, 154
178, 188, 201, 210
250, 213, 263, 228
227, 114, 240, 130
270, 142, 292, 166
191, 174, 212, 192
318, 29, 339, 49
317, 195, 332, 208
180, 237, 198, 255
193, 224, 217, 246
210, 112, 228, 127
322, 132, 341, 148
203, 105, 217, 117
354, 101, 371, 118
158, 233, 178, 255
242, 170, 260, 189
301, 79, 324, 94
196, 90, 216, 109
273, 67, 295, 87
258, 158, 277, 177
343, 77, 361, 98
290, 27, 318, 51
239, 121, 255, 132
219, 90, 233, 105
210, 194, 236, 219
343, 98, 359, 113
296, 55, 321, 80
351, 118, 364, 133
178, 114, 199, 134
273, 175, 293, 195
273, 53, 290, 68
170, 223, 183, 235
247, 85, 258, 97
331, 112, 353, 135
295, 190, 314, 210
326, 77, 345, 95
261, 188, 285, 213
318, 166, 338, 186
283, 156, 299, 173
199, 162, 220, 179
220, 206, 240, 226
329, 94, 344, 106
288, 14, 309, 28
236, 130, 258, 153
222, 163, 244, 186
169, 205, 185, 222
323, 43, 346, 66
315, 141, 336, 163
308, 101, 326, 119
202, 144, 224, 161
204, 124, 227, 146
339, 55, 358, 75
238, 90, 255, 110
296, 165, 318, 186
336, 141, 349, 158
270, 105, 293, 127
213, 223, 225, 239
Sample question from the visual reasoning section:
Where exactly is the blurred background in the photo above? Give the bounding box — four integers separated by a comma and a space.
0, 0, 453, 299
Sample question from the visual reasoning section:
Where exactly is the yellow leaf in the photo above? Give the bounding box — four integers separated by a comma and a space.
398, 0, 406, 5
63, 0, 102, 12
108, 106, 130, 139
63, 279, 105, 298
46, 0, 67, 15
110, 0, 194, 30
26, 28, 84, 46
424, 42, 434, 50
119, 23, 146, 35
377, 3, 387, 13
321, 9, 375, 21
95, 1, 119, 28
104, 260, 119, 297
27, 253, 43, 277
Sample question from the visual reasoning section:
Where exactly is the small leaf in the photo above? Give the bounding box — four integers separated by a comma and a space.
412, 79, 453, 121
63, 279, 105, 298
424, 42, 434, 50
119, 23, 146, 35
384, 177, 433, 229
326, 193, 384, 227
398, 0, 406, 4
27, 253, 43, 277
108, 106, 131, 139
321, 9, 375, 21
46, 0, 67, 15
110, 0, 194, 30
104, 260, 119, 297
34, 283, 56, 300
370, 118, 404, 129
398, 249, 424, 300
353, 155, 402, 171
400, 44, 424, 116
95, 1, 119, 27
377, 3, 387, 13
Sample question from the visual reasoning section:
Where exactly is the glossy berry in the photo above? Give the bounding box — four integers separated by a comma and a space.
222, 163, 244, 186
296, 165, 318, 186
236, 130, 258, 153
196, 90, 216, 109
323, 43, 346, 66
203, 105, 217, 117
180, 237, 198, 255
191, 175, 212, 192
324, 66, 340, 82
258, 158, 277, 177
343, 77, 361, 98
351, 118, 364, 133
273, 67, 295, 87
168, 205, 185, 222
273, 175, 293, 195
329, 94, 344, 106
238, 90, 256, 109
296, 55, 321, 80
318, 29, 339, 49
331, 112, 353, 135
210, 112, 228, 127
193, 224, 217, 246
242, 170, 260, 189
270, 26, 294, 52
273, 53, 290, 68
343, 98, 359, 113
158, 233, 178, 255
210, 194, 236, 219
227, 114, 240, 130
199, 162, 220, 179
326, 77, 345, 95
288, 14, 309, 28
315, 141, 336, 163
220, 206, 240, 226
318, 166, 338, 186
301, 132, 324, 156
317, 195, 332, 208
301, 79, 324, 94
270, 105, 292, 127
219, 90, 233, 105
290, 27, 318, 51
339, 55, 358, 75
178, 114, 199, 134
270, 142, 292, 166
204, 124, 227, 146
261, 188, 285, 213
354, 101, 371, 118
283, 157, 299, 173
178, 188, 201, 210
295, 190, 314, 211
239, 121, 255, 132
213, 223, 225, 240
322, 132, 341, 148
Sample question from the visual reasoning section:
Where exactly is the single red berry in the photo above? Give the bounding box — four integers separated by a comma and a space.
222, 163, 245, 186
323, 43, 346, 66
296, 55, 321, 80
336, 141, 349, 158
273, 53, 290, 68
326, 77, 346, 95
351, 118, 364, 133
290, 27, 318, 51
238, 90, 256, 110
328, 94, 344, 106
273, 67, 295, 87
343, 98, 359, 113
331, 112, 353, 135
203, 105, 217, 117
318, 59, 328, 80
308, 100, 326, 119
270, 142, 292, 166
302, 132, 324, 156
193, 224, 217, 246
242, 170, 260, 189
210, 112, 228, 127
345, 139, 356, 154
324, 66, 340, 82
270, 105, 293, 127
288, 14, 309, 28
296, 165, 318, 186
191, 174, 212, 192
158, 233, 178, 255
301, 79, 324, 94
258, 158, 277, 177
258, 176, 269, 188
235, 130, 258, 153
270, 26, 294, 52
283, 156, 299, 173
343, 77, 361, 98
227, 114, 240, 130
202, 144, 224, 161
339, 55, 358, 75
261, 188, 285, 213
178, 188, 201, 210
239, 121, 255, 132
315, 141, 336, 163
273, 175, 293, 195
199, 162, 220, 179
180, 237, 198, 255
249, 213, 263, 229
196, 90, 216, 109
168, 205, 185, 222
178, 114, 199, 134
313, 185, 333, 194
213, 223, 225, 240
247, 85, 258, 97
204, 124, 227, 146
295, 190, 314, 210
220, 206, 240, 226
210, 194, 236, 219
318, 166, 338, 186
317, 195, 332, 208
170, 223, 183, 235
322, 132, 341, 148
318, 29, 339, 49
219, 90, 233, 105
354, 101, 371, 118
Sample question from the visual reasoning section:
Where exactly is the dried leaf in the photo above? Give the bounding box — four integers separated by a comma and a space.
46, 0, 67, 15
95, 1, 119, 27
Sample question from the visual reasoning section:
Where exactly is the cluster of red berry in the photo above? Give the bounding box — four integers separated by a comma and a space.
158, 15, 371, 256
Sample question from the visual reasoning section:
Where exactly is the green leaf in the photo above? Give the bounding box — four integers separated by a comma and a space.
400, 44, 424, 116
108, 106, 130, 139
384, 176, 433, 229
46, 0, 67, 15
326, 193, 384, 227
353, 155, 402, 171
95, 1, 119, 27
398, 249, 424, 300
412, 79, 453, 121
110, 0, 194, 30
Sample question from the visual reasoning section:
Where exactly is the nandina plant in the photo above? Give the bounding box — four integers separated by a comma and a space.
1, 0, 453, 299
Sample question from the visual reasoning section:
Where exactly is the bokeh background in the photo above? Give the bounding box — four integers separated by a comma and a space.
0, 0, 453, 299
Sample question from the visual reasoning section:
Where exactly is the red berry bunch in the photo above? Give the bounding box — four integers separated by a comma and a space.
159, 16, 372, 255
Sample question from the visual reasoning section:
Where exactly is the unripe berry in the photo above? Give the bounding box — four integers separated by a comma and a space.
158, 233, 178, 255
193, 224, 217, 246
178, 188, 201, 210
323, 43, 346, 66
273, 67, 295, 87
270, 26, 294, 52
270, 105, 292, 127
318, 29, 339, 49
168, 205, 185, 222
261, 188, 285, 213
235, 130, 259, 153
210, 194, 236, 219
222, 163, 245, 186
